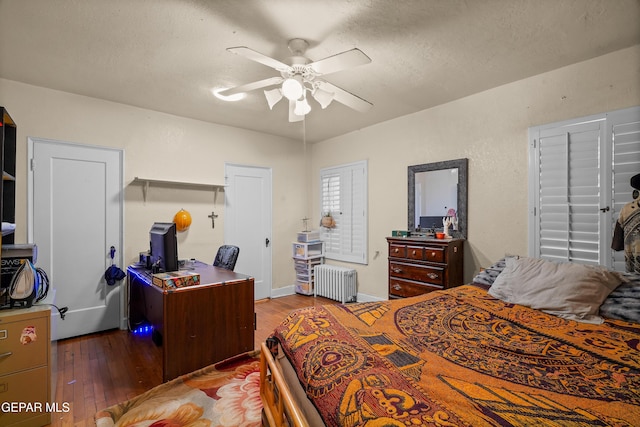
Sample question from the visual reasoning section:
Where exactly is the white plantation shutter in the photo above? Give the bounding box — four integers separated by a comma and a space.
610, 110, 640, 271
321, 171, 341, 255
533, 121, 604, 265
320, 160, 368, 264
529, 106, 640, 271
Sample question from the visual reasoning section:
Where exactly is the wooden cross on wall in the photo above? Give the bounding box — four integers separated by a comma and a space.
208, 211, 218, 228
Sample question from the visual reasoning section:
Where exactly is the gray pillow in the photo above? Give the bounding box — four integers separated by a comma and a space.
472, 257, 512, 286
599, 273, 640, 324
488, 257, 624, 324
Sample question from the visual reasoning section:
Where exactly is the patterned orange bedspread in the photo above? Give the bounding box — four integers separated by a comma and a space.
271, 284, 640, 426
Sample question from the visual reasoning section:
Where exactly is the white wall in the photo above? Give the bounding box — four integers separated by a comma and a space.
2, 45, 639, 300
0, 79, 306, 290
311, 45, 640, 298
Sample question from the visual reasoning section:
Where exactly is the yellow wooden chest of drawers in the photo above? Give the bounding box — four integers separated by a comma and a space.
0, 306, 51, 427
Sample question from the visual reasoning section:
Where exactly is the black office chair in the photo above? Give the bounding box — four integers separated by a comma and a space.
213, 245, 240, 271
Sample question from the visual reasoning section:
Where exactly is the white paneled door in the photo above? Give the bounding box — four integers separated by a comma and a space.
224, 164, 272, 300
28, 138, 124, 340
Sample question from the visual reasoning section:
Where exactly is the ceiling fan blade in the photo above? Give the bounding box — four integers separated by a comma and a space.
218, 77, 283, 96
288, 99, 304, 122
309, 48, 371, 75
318, 81, 373, 113
227, 46, 291, 71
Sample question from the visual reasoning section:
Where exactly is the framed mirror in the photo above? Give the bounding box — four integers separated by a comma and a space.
408, 158, 468, 239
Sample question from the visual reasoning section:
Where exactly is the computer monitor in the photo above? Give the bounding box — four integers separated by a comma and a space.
419, 216, 443, 230
149, 222, 178, 272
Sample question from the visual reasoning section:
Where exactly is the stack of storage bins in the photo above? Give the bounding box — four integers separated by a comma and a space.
293, 231, 324, 295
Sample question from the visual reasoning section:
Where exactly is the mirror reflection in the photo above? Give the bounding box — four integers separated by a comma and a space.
414, 168, 458, 229
408, 158, 468, 239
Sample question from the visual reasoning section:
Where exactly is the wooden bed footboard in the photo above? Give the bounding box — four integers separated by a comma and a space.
260, 342, 310, 427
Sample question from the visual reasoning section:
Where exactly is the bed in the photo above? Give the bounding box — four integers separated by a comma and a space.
260, 256, 640, 426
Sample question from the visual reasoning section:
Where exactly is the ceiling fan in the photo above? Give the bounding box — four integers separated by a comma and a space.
218, 39, 373, 122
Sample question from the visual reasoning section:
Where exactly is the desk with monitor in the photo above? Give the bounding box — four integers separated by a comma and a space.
128, 260, 255, 381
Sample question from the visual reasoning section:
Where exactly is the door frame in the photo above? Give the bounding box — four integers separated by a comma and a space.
27, 137, 126, 330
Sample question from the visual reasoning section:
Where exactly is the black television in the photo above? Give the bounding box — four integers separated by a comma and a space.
149, 222, 178, 273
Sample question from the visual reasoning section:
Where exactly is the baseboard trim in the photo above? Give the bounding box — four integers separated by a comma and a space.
269, 285, 384, 302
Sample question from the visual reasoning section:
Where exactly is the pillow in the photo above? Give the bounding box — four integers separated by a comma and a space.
599, 272, 640, 324
488, 257, 624, 324
472, 257, 511, 286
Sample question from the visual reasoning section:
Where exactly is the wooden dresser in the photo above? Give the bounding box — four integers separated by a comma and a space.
387, 237, 464, 299
0, 306, 51, 427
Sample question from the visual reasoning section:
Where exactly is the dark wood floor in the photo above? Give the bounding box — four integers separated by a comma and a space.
46, 294, 337, 427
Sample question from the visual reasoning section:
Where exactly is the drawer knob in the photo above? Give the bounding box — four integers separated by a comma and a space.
427, 273, 439, 280
412, 250, 416, 256
0, 351, 13, 359
392, 268, 403, 274
431, 252, 436, 257
393, 284, 401, 290
394, 248, 399, 253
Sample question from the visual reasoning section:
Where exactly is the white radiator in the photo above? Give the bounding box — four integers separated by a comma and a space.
314, 265, 357, 303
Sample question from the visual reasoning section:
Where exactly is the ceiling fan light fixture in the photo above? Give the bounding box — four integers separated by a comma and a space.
312, 87, 334, 109
294, 97, 311, 116
222, 39, 373, 122
264, 88, 283, 109
281, 76, 304, 101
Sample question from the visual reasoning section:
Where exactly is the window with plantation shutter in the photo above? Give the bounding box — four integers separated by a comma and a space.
320, 160, 368, 264
531, 120, 604, 265
529, 106, 640, 271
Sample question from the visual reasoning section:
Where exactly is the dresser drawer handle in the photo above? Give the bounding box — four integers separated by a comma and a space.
427, 273, 439, 280
392, 268, 403, 274
0, 351, 13, 359
0, 330, 6, 340
411, 250, 417, 256
430, 252, 436, 257
393, 284, 401, 290
393, 248, 400, 253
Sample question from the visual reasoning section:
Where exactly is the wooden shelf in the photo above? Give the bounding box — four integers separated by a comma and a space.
1, 107, 16, 245
133, 177, 225, 189
132, 177, 226, 203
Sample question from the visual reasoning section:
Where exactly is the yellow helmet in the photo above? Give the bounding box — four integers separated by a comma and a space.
173, 209, 192, 232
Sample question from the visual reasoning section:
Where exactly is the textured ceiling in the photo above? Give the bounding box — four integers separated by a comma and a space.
1, 0, 639, 142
